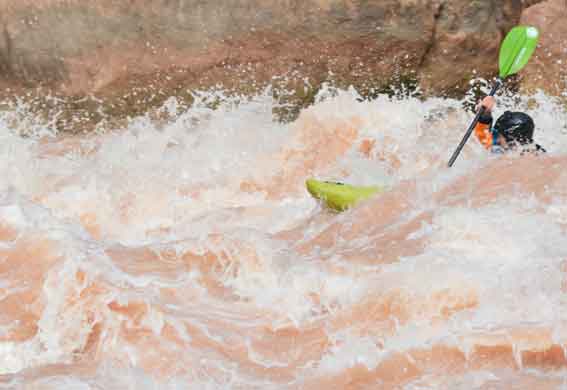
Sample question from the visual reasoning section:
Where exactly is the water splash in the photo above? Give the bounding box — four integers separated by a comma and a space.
1, 85, 567, 388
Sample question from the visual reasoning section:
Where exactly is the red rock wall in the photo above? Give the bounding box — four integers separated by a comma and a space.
520, 0, 567, 97
0, 0, 541, 99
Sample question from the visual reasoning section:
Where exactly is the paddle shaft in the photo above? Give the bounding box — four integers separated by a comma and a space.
447, 78, 503, 167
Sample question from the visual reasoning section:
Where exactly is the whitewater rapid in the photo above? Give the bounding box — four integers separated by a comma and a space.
1, 86, 567, 389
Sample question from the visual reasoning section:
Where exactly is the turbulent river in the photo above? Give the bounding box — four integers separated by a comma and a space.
1, 86, 567, 389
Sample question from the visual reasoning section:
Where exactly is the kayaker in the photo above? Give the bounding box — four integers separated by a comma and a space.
474, 96, 546, 154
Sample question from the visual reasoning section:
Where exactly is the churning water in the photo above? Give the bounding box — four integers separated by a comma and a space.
1, 85, 567, 389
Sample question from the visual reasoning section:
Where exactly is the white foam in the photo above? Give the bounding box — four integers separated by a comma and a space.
1, 86, 567, 387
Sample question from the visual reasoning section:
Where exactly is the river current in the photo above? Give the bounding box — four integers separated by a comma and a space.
1, 86, 567, 389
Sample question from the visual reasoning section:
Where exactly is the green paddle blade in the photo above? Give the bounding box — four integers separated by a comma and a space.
499, 26, 539, 79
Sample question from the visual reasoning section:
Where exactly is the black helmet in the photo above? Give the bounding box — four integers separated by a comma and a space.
494, 111, 534, 146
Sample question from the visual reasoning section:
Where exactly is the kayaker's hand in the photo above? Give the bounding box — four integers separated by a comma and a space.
477, 96, 495, 112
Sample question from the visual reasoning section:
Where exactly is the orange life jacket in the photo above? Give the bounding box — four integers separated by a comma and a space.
474, 121, 493, 149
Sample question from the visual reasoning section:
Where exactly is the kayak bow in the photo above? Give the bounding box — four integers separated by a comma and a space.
306, 178, 384, 211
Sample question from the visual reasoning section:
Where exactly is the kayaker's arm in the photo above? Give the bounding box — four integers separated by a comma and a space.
474, 96, 495, 149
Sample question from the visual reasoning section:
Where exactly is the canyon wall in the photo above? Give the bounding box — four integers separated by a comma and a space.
1, 0, 559, 129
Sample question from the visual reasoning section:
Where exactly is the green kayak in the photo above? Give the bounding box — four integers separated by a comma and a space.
305, 178, 384, 211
